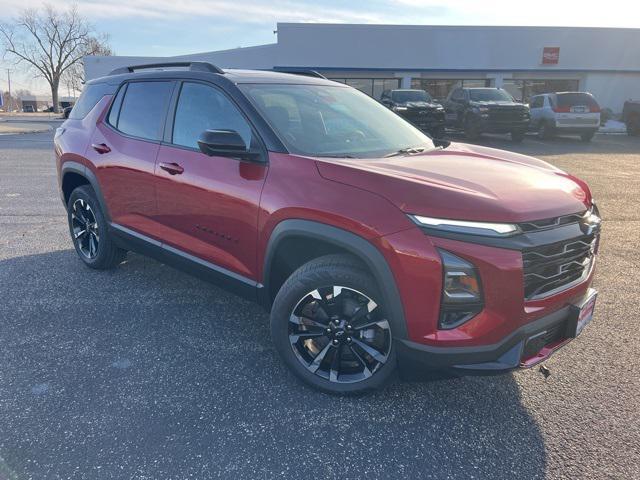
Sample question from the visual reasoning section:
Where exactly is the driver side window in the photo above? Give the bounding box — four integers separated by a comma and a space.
172, 82, 252, 149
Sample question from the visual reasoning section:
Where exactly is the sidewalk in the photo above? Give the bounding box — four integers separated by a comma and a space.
0, 121, 53, 135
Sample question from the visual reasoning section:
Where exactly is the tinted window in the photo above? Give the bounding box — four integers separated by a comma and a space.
530, 96, 544, 108
468, 88, 514, 102
391, 90, 432, 103
107, 84, 127, 127
556, 93, 599, 108
241, 84, 434, 158
451, 89, 464, 101
116, 82, 173, 141
172, 82, 252, 149
69, 83, 113, 119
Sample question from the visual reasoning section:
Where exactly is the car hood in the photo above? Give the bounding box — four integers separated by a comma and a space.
314, 142, 591, 223
471, 101, 526, 108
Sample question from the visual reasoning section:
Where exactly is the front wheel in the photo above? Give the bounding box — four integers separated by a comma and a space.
67, 185, 126, 269
511, 130, 525, 143
464, 117, 481, 141
270, 254, 397, 394
580, 131, 596, 142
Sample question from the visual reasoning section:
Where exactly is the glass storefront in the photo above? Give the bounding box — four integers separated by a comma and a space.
502, 79, 580, 103
329, 78, 401, 99
410, 79, 491, 101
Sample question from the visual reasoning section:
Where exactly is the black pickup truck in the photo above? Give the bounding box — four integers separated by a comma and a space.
380, 89, 446, 138
623, 100, 640, 136
443, 87, 530, 142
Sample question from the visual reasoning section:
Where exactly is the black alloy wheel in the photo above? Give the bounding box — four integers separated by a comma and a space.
71, 198, 100, 259
288, 286, 392, 384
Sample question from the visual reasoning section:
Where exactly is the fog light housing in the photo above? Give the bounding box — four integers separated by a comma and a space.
438, 249, 483, 329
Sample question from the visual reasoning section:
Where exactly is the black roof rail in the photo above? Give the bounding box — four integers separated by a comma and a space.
273, 68, 327, 79
109, 61, 224, 76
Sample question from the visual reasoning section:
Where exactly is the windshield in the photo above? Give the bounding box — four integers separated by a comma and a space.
469, 88, 514, 102
240, 84, 435, 158
391, 90, 432, 103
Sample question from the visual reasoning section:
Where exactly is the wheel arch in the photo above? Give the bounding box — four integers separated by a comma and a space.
262, 219, 408, 340
60, 161, 111, 222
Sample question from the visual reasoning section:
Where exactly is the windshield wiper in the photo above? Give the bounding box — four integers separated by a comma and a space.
384, 146, 435, 158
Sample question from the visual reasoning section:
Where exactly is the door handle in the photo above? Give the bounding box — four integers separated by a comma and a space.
159, 162, 184, 175
91, 143, 111, 154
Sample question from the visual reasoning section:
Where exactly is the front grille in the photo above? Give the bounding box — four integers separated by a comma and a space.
488, 107, 527, 123
519, 211, 586, 232
523, 233, 597, 299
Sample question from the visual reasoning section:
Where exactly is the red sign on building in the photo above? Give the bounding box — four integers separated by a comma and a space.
542, 47, 560, 64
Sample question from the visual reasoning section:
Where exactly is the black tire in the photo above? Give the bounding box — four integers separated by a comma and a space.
270, 254, 397, 395
537, 121, 554, 140
580, 131, 595, 142
431, 126, 446, 139
464, 116, 481, 141
511, 130, 525, 143
626, 115, 640, 136
67, 185, 126, 270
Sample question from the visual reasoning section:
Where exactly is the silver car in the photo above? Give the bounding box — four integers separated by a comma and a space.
529, 92, 601, 142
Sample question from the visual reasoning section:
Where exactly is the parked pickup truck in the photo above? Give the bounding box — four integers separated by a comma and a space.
381, 89, 446, 138
623, 100, 640, 136
443, 87, 530, 142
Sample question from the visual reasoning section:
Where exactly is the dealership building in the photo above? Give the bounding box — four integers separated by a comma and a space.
85, 23, 640, 112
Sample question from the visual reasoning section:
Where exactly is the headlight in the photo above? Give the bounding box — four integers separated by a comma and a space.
409, 214, 519, 237
393, 106, 408, 112
438, 249, 483, 329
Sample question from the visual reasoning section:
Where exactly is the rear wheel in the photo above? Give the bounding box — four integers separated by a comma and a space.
67, 185, 126, 269
626, 115, 640, 136
537, 121, 554, 140
270, 254, 397, 394
580, 131, 595, 142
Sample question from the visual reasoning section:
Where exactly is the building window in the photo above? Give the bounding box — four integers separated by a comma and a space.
328, 78, 401, 100
410, 79, 490, 101
503, 79, 580, 102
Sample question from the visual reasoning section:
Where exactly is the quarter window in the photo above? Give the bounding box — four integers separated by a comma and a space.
113, 81, 174, 141
69, 83, 114, 119
172, 82, 252, 149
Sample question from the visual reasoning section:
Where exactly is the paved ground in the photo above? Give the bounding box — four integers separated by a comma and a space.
0, 129, 639, 479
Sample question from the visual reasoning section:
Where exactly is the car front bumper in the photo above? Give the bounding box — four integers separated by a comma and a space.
396, 287, 595, 373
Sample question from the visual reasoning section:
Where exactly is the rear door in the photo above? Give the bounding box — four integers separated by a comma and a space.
153, 81, 267, 280
90, 80, 175, 238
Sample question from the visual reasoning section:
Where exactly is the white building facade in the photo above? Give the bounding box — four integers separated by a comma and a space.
85, 23, 640, 113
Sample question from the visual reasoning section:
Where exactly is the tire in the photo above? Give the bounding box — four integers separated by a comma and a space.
67, 185, 126, 270
464, 117, 480, 141
270, 254, 397, 395
537, 121, 554, 140
431, 126, 446, 139
626, 115, 640, 136
511, 130, 525, 143
580, 131, 595, 142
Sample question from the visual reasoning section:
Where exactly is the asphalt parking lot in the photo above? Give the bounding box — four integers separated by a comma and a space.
1, 127, 639, 479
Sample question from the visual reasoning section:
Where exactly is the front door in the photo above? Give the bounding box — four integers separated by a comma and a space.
154, 81, 267, 280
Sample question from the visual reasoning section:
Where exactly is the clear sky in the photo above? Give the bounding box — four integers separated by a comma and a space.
1, 0, 639, 95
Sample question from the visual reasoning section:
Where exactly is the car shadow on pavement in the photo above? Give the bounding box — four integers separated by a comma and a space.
0, 250, 546, 480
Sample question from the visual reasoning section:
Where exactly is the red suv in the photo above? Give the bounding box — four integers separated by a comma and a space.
55, 62, 600, 394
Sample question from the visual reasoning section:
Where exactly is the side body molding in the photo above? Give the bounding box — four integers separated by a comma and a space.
262, 219, 408, 340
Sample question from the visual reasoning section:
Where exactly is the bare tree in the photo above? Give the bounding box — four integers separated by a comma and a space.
0, 5, 111, 113
63, 37, 112, 98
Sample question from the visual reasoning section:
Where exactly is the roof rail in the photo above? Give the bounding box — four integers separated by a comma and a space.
109, 61, 224, 76
273, 68, 327, 79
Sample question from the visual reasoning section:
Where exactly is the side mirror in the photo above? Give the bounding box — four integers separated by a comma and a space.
197, 129, 260, 161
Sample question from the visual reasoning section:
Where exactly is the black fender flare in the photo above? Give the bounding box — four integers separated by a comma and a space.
60, 161, 111, 222
262, 219, 408, 340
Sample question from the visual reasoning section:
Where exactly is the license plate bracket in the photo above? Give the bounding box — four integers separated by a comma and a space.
567, 288, 597, 338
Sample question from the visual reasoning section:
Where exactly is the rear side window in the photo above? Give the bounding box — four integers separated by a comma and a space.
556, 93, 599, 108
530, 96, 544, 108
69, 83, 113, 119
172, 82, 252, 149
111, 81, 174, 141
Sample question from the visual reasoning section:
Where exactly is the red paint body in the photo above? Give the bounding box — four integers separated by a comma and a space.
56, 89, 596, 366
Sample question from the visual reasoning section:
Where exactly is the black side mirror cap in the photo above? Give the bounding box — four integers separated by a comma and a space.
197, 129, 261, 161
